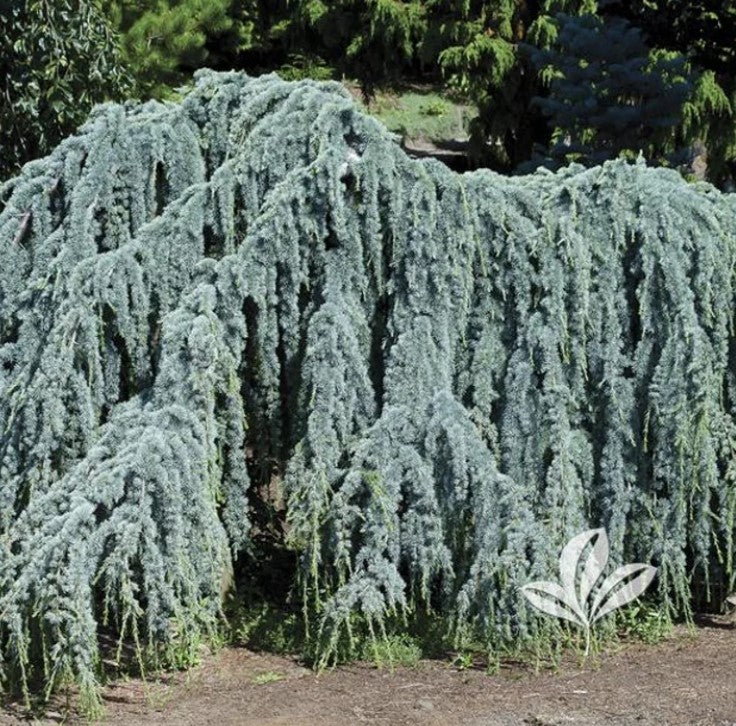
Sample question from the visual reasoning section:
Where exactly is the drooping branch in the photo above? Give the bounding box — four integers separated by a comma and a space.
1, 71, 736, 702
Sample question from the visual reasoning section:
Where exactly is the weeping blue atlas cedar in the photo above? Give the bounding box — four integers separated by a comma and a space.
1, 70, 735, 704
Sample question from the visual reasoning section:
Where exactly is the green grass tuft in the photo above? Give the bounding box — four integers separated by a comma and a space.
354, 87, 475, 142
252, 670, 285, 685
360, 633, 423, 669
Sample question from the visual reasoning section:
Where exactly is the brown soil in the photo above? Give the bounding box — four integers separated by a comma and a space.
2, 621, 735, 725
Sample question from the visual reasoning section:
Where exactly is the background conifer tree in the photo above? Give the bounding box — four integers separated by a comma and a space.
109, 0, 238, 96
526, 13, 694, 167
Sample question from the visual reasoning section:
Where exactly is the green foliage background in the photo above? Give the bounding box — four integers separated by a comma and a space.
3, 1, 736, 185
91, 0, 736, 184
0, 0, 130, 181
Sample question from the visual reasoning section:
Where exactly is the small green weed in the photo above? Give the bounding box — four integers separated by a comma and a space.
615, 601, 673, 644
251, 671, 285, 685
360, 633, 422, 669
451, 651, 475, 670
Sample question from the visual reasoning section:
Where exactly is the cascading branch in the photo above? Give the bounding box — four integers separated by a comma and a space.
1, 70, 736, 704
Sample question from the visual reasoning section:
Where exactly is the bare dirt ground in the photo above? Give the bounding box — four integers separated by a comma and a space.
2, 620, 735, 725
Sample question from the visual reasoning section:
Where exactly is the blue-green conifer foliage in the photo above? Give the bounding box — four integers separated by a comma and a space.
1, 71, 736, 702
